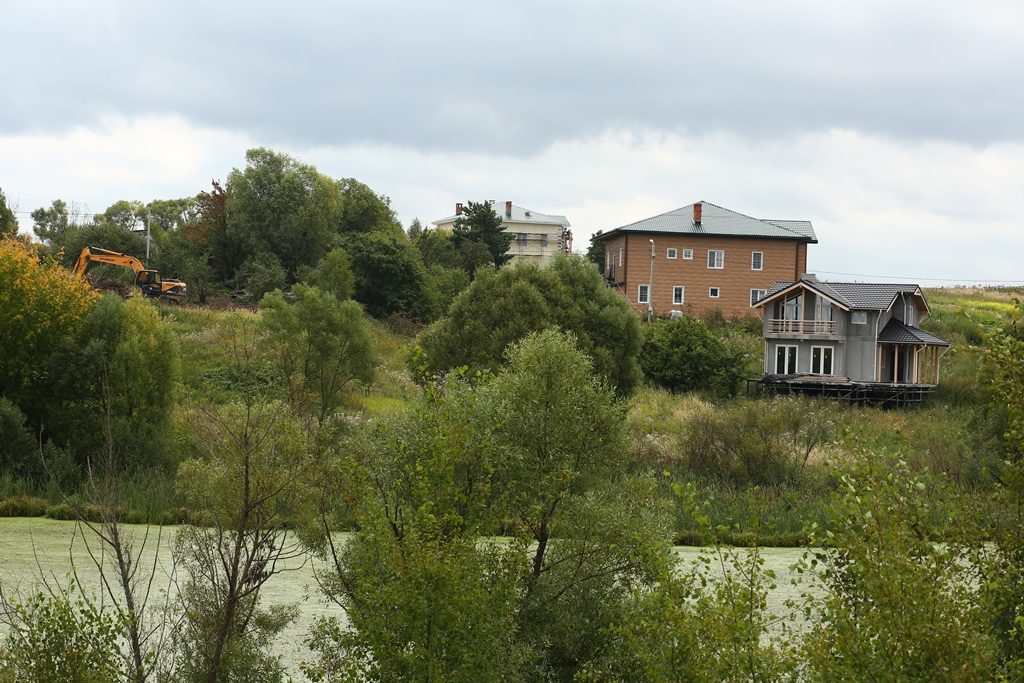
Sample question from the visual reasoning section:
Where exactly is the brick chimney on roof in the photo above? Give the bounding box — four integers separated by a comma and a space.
455, 202, 463, 216
693, 201, 702, 225
505, 200, 512, 217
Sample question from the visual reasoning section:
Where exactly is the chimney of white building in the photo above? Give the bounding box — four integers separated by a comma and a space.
505, 200, 512, 217
455, 202, 463, 216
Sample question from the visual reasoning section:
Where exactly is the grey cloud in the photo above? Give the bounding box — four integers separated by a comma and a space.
3, 0, 1023, 153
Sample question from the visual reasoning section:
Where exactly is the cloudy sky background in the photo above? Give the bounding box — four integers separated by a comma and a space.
2, 0, 1022, 284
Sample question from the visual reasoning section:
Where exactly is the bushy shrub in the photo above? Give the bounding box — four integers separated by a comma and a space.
0, 495, 50, 517
800, 460, 997, 680
0, 588, 127, 683
639, 316, 745, 395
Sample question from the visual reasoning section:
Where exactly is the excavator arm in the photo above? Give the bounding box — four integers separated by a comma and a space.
71, 246, 187, 302
72, 246, 146, 277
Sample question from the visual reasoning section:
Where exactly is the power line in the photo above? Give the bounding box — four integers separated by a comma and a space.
815, 269, 1024, 284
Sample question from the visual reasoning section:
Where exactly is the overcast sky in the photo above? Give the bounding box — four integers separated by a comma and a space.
2, 0, 1023, 284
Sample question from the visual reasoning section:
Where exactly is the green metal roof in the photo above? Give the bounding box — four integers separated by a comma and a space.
597, 201, 817, 242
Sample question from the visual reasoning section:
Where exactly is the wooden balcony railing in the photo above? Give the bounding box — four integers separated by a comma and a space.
769, 319, 837, 335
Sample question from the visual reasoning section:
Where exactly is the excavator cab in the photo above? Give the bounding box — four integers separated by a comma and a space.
135, 270, 163, 298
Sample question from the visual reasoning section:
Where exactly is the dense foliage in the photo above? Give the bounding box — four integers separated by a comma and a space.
416, 255, 642, 393
639, 315, 745, 395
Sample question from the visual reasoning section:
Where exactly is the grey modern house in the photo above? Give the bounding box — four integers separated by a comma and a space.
751, 274, 951, 403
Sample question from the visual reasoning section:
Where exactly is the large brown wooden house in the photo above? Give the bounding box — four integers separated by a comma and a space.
595, 201, 817, 318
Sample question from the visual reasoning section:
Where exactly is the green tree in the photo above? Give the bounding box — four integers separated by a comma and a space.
639, 316, 744, 395
800, 460, 996, 681
0, 397, 36, 478
337, 178, 402, 235
226, 148, 341, 280
341, 231, 431, 320
481, 330, 671, 679
453, 200, 513, 268
62, 221, 148, 269
236, 252, 287, 301
0, 238, 96, 428
99, 199, 146, 231
0, 187, 18, 238
580, 487, 797, 682
48, 296, 178, 473
406, 217, 424, 239
31, 199, 80, 248
299, 247, 355, 301
154, 228, 214, 303
261, 284, 377, 425
585, 229, 605, 272
416, 254, 642, 393
305, 379, 533, 681
171, 395, 308, 683
977, 302, 1024, 675
145, 196, 198, 232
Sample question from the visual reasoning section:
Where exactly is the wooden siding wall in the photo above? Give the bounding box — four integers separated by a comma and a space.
601, 234, 811, 318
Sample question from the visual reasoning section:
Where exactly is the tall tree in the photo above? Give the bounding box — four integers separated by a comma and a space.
337, 178, 402, 235
453, 201, 513, 268
31, 199, 82, 248
226, 148, 341, 280
585, 229, 605, 273
406, 217, 424, 240
0, 187, 18, 238
100, 200, 146, 231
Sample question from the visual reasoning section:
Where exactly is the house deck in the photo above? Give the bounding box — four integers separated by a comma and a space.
748, 374, 937, 407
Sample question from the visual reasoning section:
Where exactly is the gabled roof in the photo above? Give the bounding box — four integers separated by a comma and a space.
877, 318, 950, 346
596, 201, 816, 242
755, 280, 852, 311
433, 201, 570, 227
759, 279, 926, 312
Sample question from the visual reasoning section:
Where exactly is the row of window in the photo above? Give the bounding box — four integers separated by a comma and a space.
775, 345, 834, 375
607, 248, 765, 270
637, 286, 769, 307
515, 233, 549, 247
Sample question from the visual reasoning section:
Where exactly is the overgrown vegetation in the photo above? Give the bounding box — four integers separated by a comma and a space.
3, 157, 1023, 679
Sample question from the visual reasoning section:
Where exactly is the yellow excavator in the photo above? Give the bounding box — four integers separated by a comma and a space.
72, 246, 188, 303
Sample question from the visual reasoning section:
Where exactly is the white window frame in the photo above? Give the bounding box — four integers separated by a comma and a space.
776, 344, 798, 374
852, 311, 867, 325
751, 251, 763, 270
666, 247, 677, 260
618, 248, 623, 267
708, 287, 720, 299
750, 289, 767, 307
637, 284, 650, 304
516, 232, 528, 247
811, 345, 834, 375
707, 249, 725, 269
682, 248, 693, 260
672, 285, 684, 305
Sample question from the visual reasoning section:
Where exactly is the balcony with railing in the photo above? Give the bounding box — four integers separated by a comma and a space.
768, 318, 837, 335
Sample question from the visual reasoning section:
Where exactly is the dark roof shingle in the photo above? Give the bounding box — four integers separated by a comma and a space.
877, 318, 950, 346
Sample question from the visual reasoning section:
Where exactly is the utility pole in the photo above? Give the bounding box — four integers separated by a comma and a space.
145, 215, 151, 266
647, 238, 655, 322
